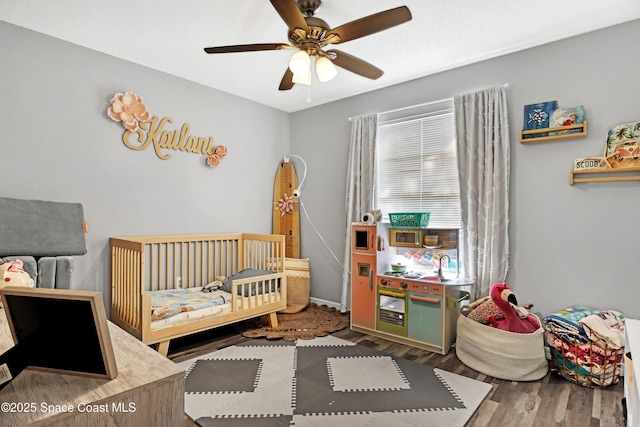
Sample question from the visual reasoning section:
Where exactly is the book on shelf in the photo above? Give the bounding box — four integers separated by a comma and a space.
523, 100, 558, 138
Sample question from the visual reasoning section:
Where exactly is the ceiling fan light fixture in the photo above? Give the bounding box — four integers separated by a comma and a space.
289, 50, 311, 75
204, 2, 413, 92
316, 56, 337, 82
292, 69, 311, 85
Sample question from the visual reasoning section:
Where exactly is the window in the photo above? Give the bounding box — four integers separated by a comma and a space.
376, 99, 461, 228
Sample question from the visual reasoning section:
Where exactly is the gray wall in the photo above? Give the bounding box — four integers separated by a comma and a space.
290, 20, 640, 319
3, 19, 640, 320
1, 22, 290, 305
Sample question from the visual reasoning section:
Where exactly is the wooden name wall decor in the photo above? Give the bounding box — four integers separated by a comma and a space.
107, 92, 227, 167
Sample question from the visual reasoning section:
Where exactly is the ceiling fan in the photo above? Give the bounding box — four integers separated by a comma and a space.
203, 0, 412, 90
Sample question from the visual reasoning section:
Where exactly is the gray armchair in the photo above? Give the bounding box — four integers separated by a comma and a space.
0, 197, 87, 289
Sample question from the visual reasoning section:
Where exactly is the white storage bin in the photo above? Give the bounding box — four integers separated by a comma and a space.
456, 312, 549, 381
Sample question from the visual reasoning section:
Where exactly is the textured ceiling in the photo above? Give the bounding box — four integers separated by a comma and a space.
2, 0, 639, 112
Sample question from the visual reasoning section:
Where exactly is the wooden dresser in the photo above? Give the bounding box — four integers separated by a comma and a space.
0, 309, 184, 427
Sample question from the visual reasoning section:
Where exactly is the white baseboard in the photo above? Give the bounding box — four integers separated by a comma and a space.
309, 297, 342, 311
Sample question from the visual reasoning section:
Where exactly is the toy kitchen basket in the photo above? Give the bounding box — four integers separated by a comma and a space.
388, 212, 430, 229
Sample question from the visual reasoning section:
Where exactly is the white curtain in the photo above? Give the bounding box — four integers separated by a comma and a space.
454, 86, 510, 300
340, 114, 377, 312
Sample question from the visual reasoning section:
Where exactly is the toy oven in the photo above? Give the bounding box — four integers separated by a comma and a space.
377, 287, 408, 337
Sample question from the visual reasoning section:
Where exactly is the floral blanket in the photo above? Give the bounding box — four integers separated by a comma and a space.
150, 289, 226, 321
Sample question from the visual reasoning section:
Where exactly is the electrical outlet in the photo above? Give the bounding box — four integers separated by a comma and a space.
176, 277, 182, 288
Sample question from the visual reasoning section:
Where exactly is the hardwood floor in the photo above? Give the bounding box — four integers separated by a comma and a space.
169, 321, 626, 427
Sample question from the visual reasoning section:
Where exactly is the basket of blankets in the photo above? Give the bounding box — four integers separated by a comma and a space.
543, 306, 625, 387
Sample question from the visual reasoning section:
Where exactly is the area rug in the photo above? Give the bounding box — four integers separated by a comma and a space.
176, 335, 492, 427
240, 303, 350, 340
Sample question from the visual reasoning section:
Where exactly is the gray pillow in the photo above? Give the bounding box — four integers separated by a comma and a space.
221, 269, 279, 296
0, 197, 87, 257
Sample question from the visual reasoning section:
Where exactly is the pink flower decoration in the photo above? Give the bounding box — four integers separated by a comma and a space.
275, 193, 296, 217
206, 154, 221, 167
107, 91, 150, 132
215, 145, 228, 158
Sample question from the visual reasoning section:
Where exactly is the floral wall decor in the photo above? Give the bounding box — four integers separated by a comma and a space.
275, 193, 296, 217
107, 91, 227, 167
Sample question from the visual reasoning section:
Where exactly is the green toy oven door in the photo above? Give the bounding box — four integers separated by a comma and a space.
376, 287, 408, 337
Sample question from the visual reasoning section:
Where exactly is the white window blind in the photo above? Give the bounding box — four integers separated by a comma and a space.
376, 99, 461, 228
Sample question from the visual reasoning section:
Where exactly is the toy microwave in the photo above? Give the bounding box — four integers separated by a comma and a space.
389, 228, 422, 248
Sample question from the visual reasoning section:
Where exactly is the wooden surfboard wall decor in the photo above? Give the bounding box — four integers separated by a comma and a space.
273, 160, 301, 259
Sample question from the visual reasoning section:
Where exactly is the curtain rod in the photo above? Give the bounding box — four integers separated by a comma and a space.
348, 83, 509, 121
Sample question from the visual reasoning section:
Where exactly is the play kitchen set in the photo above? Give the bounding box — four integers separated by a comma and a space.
350, 213, 472, 355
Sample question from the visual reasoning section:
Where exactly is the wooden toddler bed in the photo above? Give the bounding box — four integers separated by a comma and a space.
110, 233, 286, 356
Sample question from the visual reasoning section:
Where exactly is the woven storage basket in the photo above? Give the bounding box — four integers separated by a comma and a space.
279, 258, 310, 314
456, 313, 549, 381
545, 323, 622, 387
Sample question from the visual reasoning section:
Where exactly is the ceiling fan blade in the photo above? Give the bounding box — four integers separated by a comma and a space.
324, 6, 412, 44
279, 67, 295, 91
327, 49, 383, 80
270, 0, 309, 33
204, 43, 290, 54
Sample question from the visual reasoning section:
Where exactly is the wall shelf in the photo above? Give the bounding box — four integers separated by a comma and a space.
569, 166, 640, 185
520, 121, 588, 143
